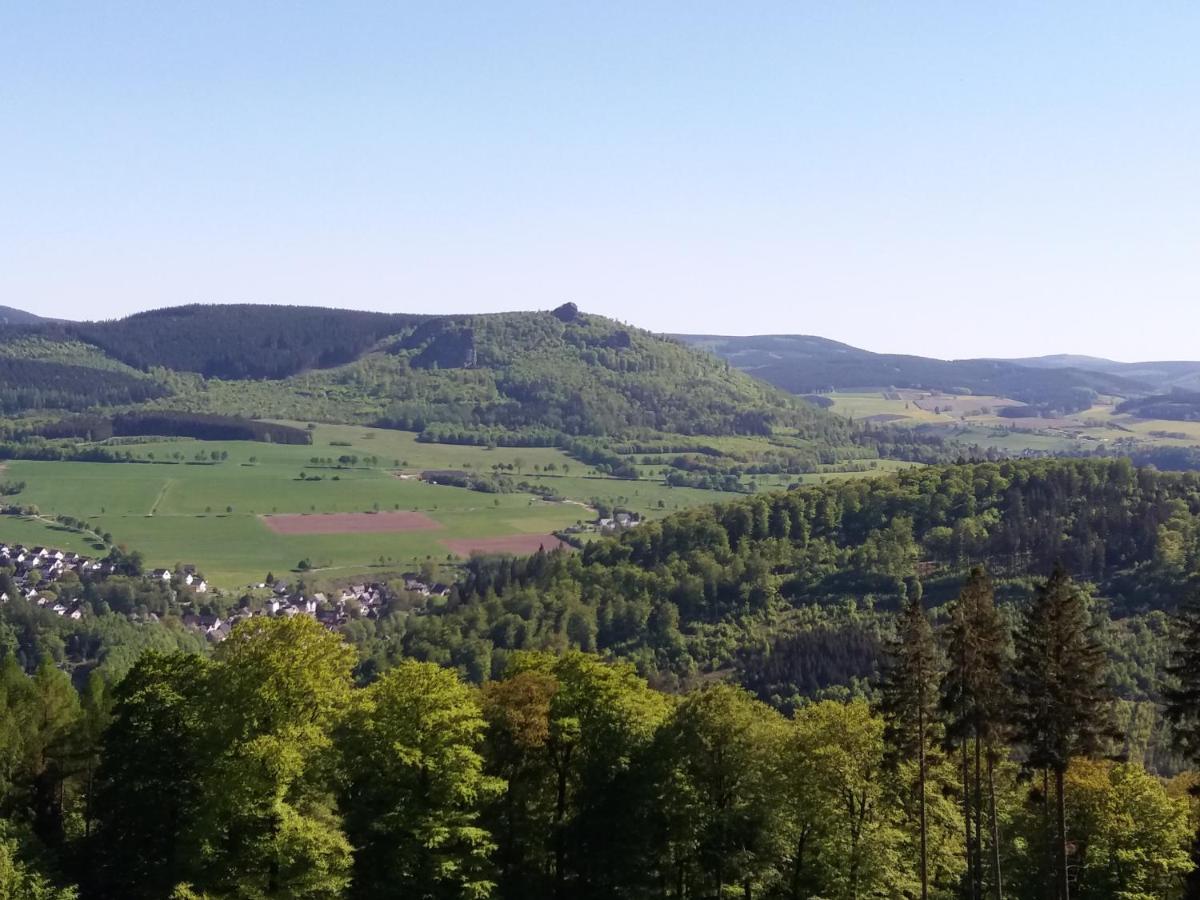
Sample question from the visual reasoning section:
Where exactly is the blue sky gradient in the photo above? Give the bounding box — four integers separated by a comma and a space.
2, 2, 1197, 359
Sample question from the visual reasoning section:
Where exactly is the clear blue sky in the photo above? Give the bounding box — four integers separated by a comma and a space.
2, 2, 1197, 360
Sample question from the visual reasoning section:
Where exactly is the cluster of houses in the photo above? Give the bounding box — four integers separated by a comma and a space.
179, 575, 452, 643
0, 539, 458, 644
149, 566, 208, 593
599, 511, 639, 531
563, 511, 641, 536
0, 542, 207, 618
401, 574, 453, 597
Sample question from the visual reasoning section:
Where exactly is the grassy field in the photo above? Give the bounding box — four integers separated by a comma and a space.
1, 460, 586, 587
827, 391, 950, 423
0, 515, 106, 556
0, 423, 922, 588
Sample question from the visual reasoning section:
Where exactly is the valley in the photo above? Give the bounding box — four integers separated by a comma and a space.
0, 421, 912, 587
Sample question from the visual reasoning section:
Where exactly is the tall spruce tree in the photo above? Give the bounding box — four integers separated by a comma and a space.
1012, 566, 1115, 900
878, 585, 940, 900
941, 566, 1011, 900
1166, 590, 1200, 762
1165, 589, 1200, 899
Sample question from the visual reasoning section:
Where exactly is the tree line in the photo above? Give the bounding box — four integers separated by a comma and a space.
32, 412, 312, 445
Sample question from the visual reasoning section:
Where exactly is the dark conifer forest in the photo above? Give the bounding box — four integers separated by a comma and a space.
67, 304, 423, 380
0, 358, 168, 414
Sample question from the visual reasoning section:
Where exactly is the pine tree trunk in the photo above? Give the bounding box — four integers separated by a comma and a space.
1042, 768, 1052, 900
555, 764, 568, 900
974, 736, 984, 896
85, 765, 93, 840
919, 703, 929, 900
1055, 767, 1069, 900
987, 752, 1004, 900
963, 738, 975, 900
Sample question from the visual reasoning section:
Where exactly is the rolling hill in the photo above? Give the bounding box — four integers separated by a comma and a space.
1116, 390, 1200, 422
0, 303, 849, 442
676, 333, 1155, 414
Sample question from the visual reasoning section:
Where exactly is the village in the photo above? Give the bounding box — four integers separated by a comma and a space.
0, 540, 452, 643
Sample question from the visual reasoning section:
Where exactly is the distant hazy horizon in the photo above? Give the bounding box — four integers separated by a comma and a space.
3, 3, 1198, 360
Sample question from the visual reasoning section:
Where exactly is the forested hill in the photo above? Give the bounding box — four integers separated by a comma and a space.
372, 306, 844, 438
3, 302, 849, 440
1116, 390, 1200, 422
677, 332, 1151, 414
393, 457, 1200, 702
67, 304, 424, 379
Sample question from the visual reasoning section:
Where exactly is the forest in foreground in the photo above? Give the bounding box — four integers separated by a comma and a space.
5, 457, 1200, 897
3, 581, 1200, 900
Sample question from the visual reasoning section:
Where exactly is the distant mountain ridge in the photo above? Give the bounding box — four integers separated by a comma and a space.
0, 305, 52, 326
1009, 354, 1200, 393
674, 333, 1161, 414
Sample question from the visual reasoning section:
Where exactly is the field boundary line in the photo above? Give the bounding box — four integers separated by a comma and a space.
148, 479, 175, 516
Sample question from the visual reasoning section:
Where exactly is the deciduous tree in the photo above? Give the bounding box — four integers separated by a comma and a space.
338, 660, 502, 899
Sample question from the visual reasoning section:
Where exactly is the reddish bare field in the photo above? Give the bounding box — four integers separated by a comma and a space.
260, 511, 443, 535
441, 534, 569, 556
